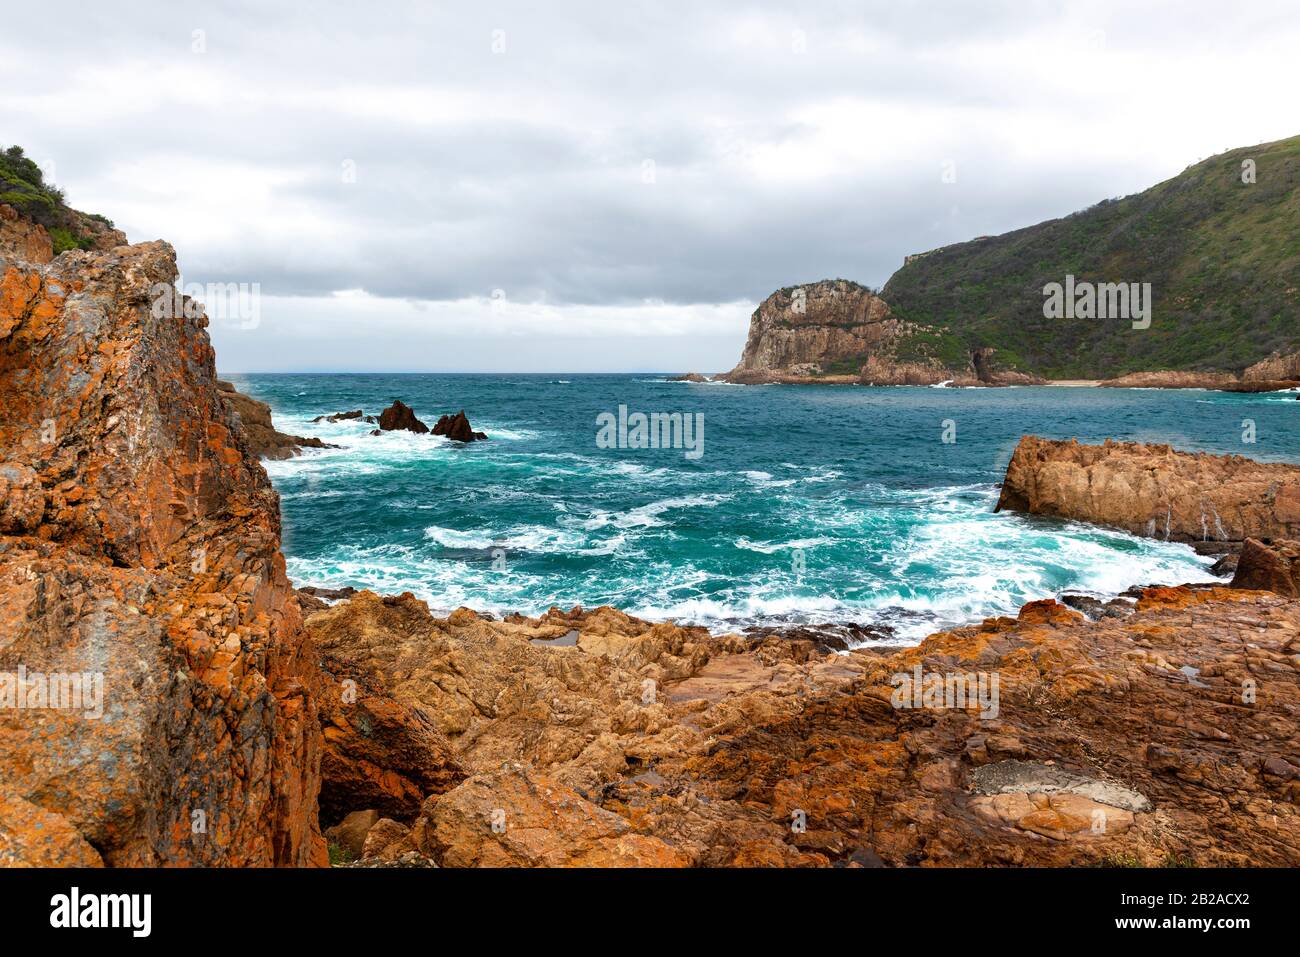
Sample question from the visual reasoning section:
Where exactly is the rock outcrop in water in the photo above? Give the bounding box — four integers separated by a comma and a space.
0, 213, 324, 865
217, 380, 335, 459
310, 587, 1299, 867
431, 410, 487, 443
996, 436, 1300, 546
377, 400, 429, 434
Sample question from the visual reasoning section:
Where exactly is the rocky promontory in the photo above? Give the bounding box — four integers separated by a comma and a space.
996, 436, 1300, 547
218, 380, 335, 459
720, 280, 1042, 386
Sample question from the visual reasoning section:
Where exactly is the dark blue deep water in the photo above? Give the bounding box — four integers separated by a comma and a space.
229, 374, 1299, 643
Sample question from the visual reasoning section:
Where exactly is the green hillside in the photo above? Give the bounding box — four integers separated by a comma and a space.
882, 136, 1300, 378
0, 145, 115, 253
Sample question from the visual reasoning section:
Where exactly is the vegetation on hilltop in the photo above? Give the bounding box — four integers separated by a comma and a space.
0, 145, 114, 253
882, 135, 1300, 378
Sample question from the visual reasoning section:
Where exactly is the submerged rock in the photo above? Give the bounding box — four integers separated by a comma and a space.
311, 409, 365, 423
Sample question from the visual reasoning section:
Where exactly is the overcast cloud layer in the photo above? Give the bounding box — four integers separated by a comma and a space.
3, 1, 1298, 371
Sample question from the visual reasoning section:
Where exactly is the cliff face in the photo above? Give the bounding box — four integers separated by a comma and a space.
0, 214, 324, 865
996, 436, 1300, 545
722, 279, 1043, 386
724, 280, 899, 382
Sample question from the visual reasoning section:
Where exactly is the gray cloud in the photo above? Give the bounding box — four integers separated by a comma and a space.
3, 0, 1297, 370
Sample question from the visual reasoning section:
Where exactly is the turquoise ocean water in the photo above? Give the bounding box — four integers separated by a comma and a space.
229, 374, 1299, 644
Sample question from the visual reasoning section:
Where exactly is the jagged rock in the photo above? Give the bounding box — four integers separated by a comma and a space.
1231, 538, 1300, 597
996, 436, 1300, 544
721, 280, 1041, 386
722, 281, 901, 384
308, 580, 1300, 867
0, 203, 52, 265
216, 380, 336, 459
668, 372, 709, 382
431, 410, 487, 442
0, 239, 325, 866
1209, 552, 1240, 576
297, 585, 358, 612
315, 630, 465, 823
311, 409, 365, 423
377, 400, 429, 433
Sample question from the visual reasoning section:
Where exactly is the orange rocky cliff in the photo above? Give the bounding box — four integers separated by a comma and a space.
0, 212, 324, 865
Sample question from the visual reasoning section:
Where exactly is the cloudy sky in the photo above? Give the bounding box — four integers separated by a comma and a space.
3, 1, 1298, 371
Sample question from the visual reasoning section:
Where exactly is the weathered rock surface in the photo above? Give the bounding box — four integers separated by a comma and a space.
217, 380, 335, 459
0, 235, 325, 865
431, 410, 487, 443
316, 623, 465, 824
1244, 350, 1300, 382
0, 204, 52, 265
722, 280, 1043, 386
1099, 370, 1241, 389
1231, 538, 1300, 597
1100, 365, 1300, 392
311, 584, 1299, 867
323, 809, 379, 858
996, 436, 1300, 545
377, 400, 429, 434
723, 280, 899, 383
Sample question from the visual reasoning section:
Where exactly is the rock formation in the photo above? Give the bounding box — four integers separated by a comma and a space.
0, 203, 53, 265
1244, 350, 1300, 382
431, 410, 487, 443
0, 212, 324, 865
1100, 369, 1300, 391
309, 587, 1299, 867
996, 436, 1300, 546
722, 280, 913, 384
1098, 371, 1241, 389
1231, 538, 1300, 597
311, 409, 366, 423
377, 400, 429, 434
721, 280, 1042, 386
217, 380, 335, 459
